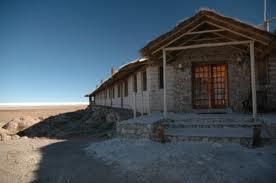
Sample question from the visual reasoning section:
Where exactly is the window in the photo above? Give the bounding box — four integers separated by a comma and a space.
142, 70, 147, 91
124, 80, 128, 96
117, 84, 121, 97
159, 66, 164, 89
112, 87, 115, 98
133, 74, 137, 93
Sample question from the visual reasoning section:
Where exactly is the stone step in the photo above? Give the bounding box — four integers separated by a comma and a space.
166, 116, 255, 124
163, 121, 261, 128
165, 128, 270, 143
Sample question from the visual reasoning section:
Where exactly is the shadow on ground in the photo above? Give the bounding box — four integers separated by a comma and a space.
12, 106, 135, 182
31, 138, 124, 183
17, 106, 133, 139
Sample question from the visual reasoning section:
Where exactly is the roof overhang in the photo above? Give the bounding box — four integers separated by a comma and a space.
86, 58, 147, 97
140, 9, 276, 62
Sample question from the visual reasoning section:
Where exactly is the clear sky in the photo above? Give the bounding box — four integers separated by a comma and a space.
0, 0, 275, 103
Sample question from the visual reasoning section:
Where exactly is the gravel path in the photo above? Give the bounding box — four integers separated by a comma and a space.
86, 138, 276, 183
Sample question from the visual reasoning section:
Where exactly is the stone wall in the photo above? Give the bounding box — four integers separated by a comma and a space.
117, 121, 155, 139
94, 46, 271, 113
173, 47, 250, 112
116, 116, 165, 140
148, 64, 176, 112
228, 58, 251, 111
94, 67, 150, 114
267, 49, 276, 110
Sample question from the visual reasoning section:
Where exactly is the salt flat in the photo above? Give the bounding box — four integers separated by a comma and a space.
0, 105, 87, 127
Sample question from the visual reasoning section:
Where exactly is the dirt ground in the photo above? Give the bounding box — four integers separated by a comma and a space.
0, 106, 275, 183
0, 138, 124, 183
0, 137, 275, 183
0, 105, 132, 183
0, 105, 87, 127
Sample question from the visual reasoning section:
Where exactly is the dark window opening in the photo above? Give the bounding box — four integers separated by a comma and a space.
142, 71, 147, 91
159, 66, 164, 89
117, 84, 121, 97
112, 87, 115, 98
124, 80, 128, 96
133, 74, 137, 93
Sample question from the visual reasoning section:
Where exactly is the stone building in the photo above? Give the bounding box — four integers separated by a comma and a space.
86, 10, 276, 118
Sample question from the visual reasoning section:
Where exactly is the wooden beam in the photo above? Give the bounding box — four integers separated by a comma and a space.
157, 34, 201, 58
250, 42, 257, 119
206, 21, 269, 46
150, 15, 205, 49
164, 40, 253, 51
152, 21, 205, 54
163, 49, 167, 118
211, 32, 248, 52
212, 31, 264, 53
153, 26, 225, 54
206, 15, 272, 42
189, 37, 224, 42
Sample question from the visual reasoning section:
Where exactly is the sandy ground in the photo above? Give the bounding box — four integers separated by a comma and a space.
0, 106, 275, 183
0, 138, 124, 183
0, 137, 275, 183
0, 105, 87, 127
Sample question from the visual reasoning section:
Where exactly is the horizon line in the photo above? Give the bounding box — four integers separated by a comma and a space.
0, 102, 89, 107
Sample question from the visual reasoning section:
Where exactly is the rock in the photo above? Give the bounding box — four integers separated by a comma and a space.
106, 112, 119, 123
11, 135, 20, 140
2, 116, 41, 134
0, 128, 12, 141
17, 105, 133, 138
0, 128, 22, 141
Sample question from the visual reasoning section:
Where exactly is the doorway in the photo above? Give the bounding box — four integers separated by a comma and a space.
192, 64, 228, 109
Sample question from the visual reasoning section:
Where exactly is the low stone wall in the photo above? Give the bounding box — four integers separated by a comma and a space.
116, 115, 164, 139
117, 122, 154, 139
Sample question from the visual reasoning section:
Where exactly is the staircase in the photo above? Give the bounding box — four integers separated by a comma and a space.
162, 115, 270, 144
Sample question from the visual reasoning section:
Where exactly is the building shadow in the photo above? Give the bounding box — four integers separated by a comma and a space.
31, 138, 123, 183
17, 106, 133, 139
14, 107, 135, 182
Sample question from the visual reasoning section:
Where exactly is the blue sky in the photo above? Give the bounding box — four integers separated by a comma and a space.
0, 0, 275, 103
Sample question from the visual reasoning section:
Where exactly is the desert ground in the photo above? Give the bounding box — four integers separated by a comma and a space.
0, 105, 87, 128
0, 105, 275, 183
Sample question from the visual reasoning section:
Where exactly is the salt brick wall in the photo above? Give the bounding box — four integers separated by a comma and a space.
268, 50, 276, 110
147, 65, 175, 112
173, 47, 250, 112
93, 47, 273, 113
94, 68, 150, 114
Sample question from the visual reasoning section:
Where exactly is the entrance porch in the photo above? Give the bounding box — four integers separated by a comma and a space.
117, 112, 273, 144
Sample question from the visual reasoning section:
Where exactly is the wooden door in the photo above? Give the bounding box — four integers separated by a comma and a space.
192, 64, 227, 109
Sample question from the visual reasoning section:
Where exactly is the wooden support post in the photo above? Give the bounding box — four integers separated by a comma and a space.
147, 68, 151, 115
163, 49, 167, 118
250, 42, 257, 119
133, 92, 136, 119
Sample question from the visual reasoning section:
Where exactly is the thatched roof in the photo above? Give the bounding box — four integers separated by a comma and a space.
140, 9, 276, 61
86, 58, 147, 97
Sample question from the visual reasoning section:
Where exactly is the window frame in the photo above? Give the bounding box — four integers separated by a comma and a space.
142, 70, 147, 91
159, 66, 164, 89
117, 84, 121, 98
133, 74, 137, 93
112, 87, 115, 98
124, 80, 128, 97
